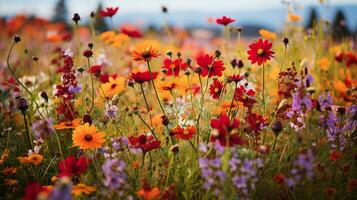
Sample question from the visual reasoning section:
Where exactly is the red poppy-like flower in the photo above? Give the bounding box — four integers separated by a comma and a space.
162, 58, 188, 76
129, 134, 161, 153
58, 155, 90, 177
329, 150, 343, 161
130, 71, 158, 84
197, 54, 225, 78
247, 38, 275, 65
228, 74, 244, 84
23, 182, 49, 200
120, 25, 142, 38
216, 16, 235, 26
170, 125, 196, 140
273, 173, 286, 185
100, 7, 119, 18
234, 85, 256, 109
89, 65, 102, 76
209, 79, 224, 99
244, 112, 266, 139
210, 113, 245, 146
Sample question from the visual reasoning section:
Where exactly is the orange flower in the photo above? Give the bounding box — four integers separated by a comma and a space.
18, 153, 43, 165
259, 29, 277, 40
1, 167, 17, 175
132, 40, 160, 62
318, 57, 330, 71
4, 179, 18, 186
54, 118, 82, 130
170, 125, 196, 140
288, 13, 301, 22
101, 77, 126, 98
0, 148, 9, 165
329, 150, 343, 161
137, 187, 161, 200
333, 80, 347, 94
72, 123, 105, 149
72, 183, 96, 196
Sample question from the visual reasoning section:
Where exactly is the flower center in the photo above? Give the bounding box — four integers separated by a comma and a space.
111, 83, 117, 89
65, 121, 73, 126
142, 51, 151, 59
84, 134, 93, 141
214, 88, 219, 93
257, 49, 264, 55
183, 129, 189, 135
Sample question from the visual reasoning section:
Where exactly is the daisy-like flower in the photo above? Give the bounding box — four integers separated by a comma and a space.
216, 16, 235, 26
259, 29, 277, 40
72, 123, 105, 149
132, 41, 161, 62
99, 7, 119, 18
53, 118, 82, 130
72, 184, 96, 196
210, 113, 245, 146
137, 180, 161, 200
120, 24, 142, 38
58, 155, 90, 177
101, 76, 126, 98
170, 125, 196, 140
130, 71, 158, 84
18, 153, 44, 165
197, 54, 225, 78
128, 134, 161, 153
209, 79, 224, 99
247, 38, 275, 65
162, 58, 188, 76
228, 74, 244, 84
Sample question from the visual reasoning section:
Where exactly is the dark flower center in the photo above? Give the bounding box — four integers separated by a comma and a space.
65, 122, 73, 126
84, 134, 93, 141
257, 49, 264, 56
111, 83, 117, 89
142, 51, 151, 59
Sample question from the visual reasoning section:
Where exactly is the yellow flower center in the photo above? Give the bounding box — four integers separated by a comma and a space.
214, 88, 219, 93
183, 129, 190, 135
257, 49, 264, 55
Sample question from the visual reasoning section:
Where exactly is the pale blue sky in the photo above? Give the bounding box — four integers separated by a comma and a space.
1, 0, 357, 18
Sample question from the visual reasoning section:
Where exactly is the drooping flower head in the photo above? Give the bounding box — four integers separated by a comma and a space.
216, 16, 235, 26
72, 123, 105, 149
247, 38, 275, 65
100, 7, 119, 18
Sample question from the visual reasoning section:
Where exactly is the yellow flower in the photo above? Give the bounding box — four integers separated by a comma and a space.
72, 183, 96, 196
318, 57, 330, 71
113, 33, 130, 48
51, 176, 58, 183
333, 80, 347, 94
18, 153, 44, 165
288, 13, 301, 22
72, 123, 105, 149
259, 29, 277, 40
99, 31, 116, 43
101, 77, 126, 98
132, 40, 161, 62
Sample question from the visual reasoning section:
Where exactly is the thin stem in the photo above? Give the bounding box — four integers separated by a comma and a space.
140, 83, 150, 114
53, 130, 64, 160
87, 58, 95, 114
228, 82, 238, 118
262, 63, 266, 117
279, 45, 287, 72
146, 61, 166, 115
272, 135, 278, 151
186, 74, 196, 117
22, 113, 32, 150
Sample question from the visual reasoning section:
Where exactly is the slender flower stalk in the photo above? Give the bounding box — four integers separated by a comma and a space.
86, 57, 95, 114
146, 61, 166, 115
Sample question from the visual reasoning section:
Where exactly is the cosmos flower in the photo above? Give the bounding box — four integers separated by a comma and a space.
120, 24, 142, 38
170, 125, 196, 140
132, 41, 161, 62
247, 38, 275, 65
216, 16, 235, 26
197, 54, 225, 78
209, 79, 224, 99
210, 114, 245, 146
101, 77, 126, 98
100, 7, 119, 18
162, 58, 188, 76
58, 155, 90, 177
130, 71, 158, 84
72, 123, 105, 149
128, 134, 161, 153
53, 118, 81, 130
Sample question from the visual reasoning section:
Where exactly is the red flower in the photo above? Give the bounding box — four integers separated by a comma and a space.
329, 150, 343, 161
216, 16, 235, 26
247, 38, 275, 65
244, 112, 266, 140
129, 134, 161, 153
170, 125, 196, 140
130, 71, 158, 84
120, 25, 142, 38
89, 65, 102, 76
273, 173, 286, 185
234, 85, 256, 109
228, 74, 244, 84
197, 54, 225, 78
209, 79, 224, 99
162, 58, 188, 76
210, 113, 244, 146
100, 7, 119, 18
23, 182, 49, 200
58, 155, 90, 177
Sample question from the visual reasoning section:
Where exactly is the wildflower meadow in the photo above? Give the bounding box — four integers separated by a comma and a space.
0, 0, 356, 199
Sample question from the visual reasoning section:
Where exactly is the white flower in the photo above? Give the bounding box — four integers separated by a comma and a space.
64, 48, 74, 57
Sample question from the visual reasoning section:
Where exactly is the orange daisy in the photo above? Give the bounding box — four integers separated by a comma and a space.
170, 125, 196, 140
72, 183, 96, 196
72, 123, 105, 149
137, 187, 160, 200
132, 40, 160, 62
53, 118, 82, 130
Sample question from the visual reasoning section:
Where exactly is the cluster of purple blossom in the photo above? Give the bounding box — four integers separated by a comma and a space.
31, 118, 54, 139
286, 90, 313, 130
285, 149, 315, 187
102, 158, 128, 195
198, 142, 264, 198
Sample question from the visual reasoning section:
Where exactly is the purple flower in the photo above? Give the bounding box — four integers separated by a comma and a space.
31, 118, 54, 139
68, 85, 82, 94
102, 158, 128, 192
105, 104, 118, 119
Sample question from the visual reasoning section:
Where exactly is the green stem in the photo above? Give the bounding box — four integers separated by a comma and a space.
146, 61, 166, 115
87, 58, 95, 114
262, 63, 266, 117
22, 113, 32, 150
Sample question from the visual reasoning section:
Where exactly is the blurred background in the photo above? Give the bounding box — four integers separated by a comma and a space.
0, 0, 357, 36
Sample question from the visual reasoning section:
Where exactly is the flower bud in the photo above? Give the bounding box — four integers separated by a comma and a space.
161, 115, 170, 126
283, 37, 289, 46
237, 60, 244, 69
215, 50, 221, 58
14, 35, 21, 43
170, 144, 179, 153
83, 50, 93, 58
230, 58, 237, 68
271, 121, 283, 136
72, 13, 80, 23
40, 91, 49, 102
82, 114, 93, 125
17, 97, 28, 114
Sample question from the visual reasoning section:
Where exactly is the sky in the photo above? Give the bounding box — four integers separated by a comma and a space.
1, 0, 357, 18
